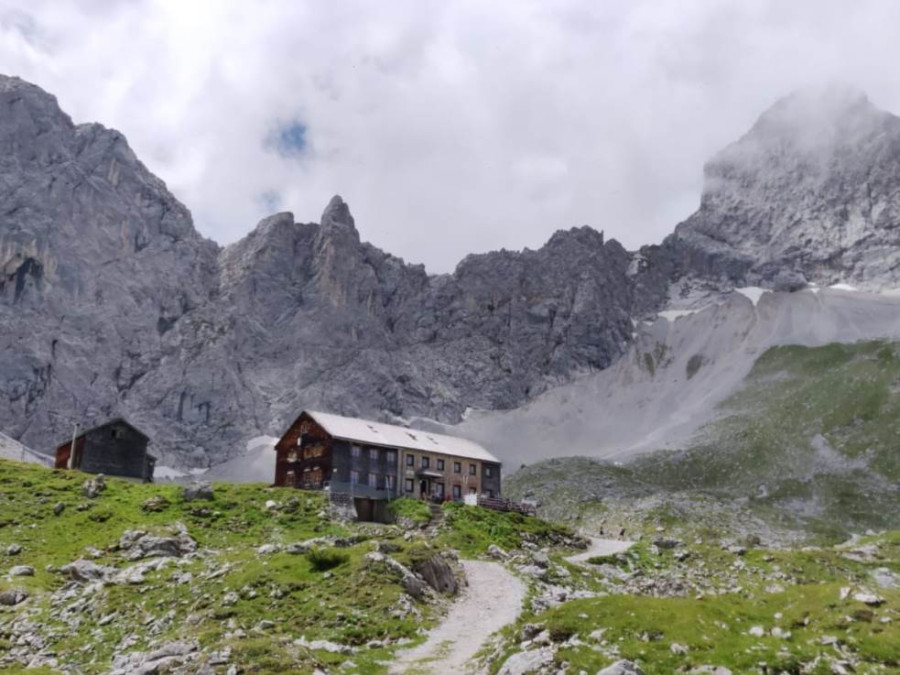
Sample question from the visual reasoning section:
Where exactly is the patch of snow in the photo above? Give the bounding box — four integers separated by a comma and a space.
188, 467, 209, 476
829, 283, 858, 292
734, 287, 769, 306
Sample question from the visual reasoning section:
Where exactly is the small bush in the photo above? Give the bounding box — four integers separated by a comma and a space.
307, 547, 349, 572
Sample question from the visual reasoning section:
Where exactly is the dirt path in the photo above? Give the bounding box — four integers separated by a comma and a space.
566, 536, 633, 565
389, 560, 526, 674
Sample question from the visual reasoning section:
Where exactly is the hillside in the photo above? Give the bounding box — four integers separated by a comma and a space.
0, 459, 577, 674
505, 339, 900, 541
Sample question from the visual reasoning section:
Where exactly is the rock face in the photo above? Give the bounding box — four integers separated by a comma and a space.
0, 76, 638, 466
2, 76, 900, 467
652, 86, 900, 300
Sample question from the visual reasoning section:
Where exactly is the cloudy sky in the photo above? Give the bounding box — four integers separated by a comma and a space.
1, 0, 899, 272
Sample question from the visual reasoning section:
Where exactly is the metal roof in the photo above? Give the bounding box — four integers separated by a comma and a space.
304, 410, 501, 465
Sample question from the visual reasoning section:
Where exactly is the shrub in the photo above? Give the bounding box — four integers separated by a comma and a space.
307, 547, 349, 572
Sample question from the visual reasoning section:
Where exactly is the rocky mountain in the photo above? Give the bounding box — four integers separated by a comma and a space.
0, 75, 639, 465
2, 76, 900, 467
650, 86, 900, 304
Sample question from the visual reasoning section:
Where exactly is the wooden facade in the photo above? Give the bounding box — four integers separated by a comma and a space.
54, 418, 155, 482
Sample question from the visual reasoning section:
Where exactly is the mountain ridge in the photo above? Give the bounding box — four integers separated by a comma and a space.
2, 74, 900, 466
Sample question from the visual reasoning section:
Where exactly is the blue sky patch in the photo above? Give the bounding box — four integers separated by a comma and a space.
257, 190, 282, 213
266, 120, 308, 158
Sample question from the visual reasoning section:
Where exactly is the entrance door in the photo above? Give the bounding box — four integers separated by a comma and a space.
419, 479, 428, 499
435, 483, 445, 500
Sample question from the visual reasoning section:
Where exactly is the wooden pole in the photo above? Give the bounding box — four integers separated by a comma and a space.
67, 423, 78, 469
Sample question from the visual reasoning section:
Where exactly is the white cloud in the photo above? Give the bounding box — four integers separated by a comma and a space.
1, 0, 899, 271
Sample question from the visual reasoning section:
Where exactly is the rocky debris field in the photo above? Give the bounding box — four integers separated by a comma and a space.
481, 529, 900, 674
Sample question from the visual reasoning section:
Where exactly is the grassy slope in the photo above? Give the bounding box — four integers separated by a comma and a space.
0, 460, 425, 674
489, 533, 900, 674
508, 340, 900, 540
0, 460, 574, 674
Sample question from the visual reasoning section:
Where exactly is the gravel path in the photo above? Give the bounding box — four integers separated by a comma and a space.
566, 536, 633, 565
389, 559, 526, 674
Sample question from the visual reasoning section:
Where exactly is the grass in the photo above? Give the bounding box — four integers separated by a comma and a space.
436, 502, 573, 558
490, 532, 900, 675
0, 459, 442, 674
508, 340, 900, 542
387, 497, 431, 525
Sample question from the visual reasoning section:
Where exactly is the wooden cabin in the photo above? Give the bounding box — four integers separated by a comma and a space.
273, 410, 502, 519
54, 418, 156, 482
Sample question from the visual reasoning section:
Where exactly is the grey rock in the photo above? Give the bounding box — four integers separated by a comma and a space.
0, 587, 28, 605
119, 527, 197, 560
488, 544, 509, 560
183, 481, 214, 501
52, 501, 65, 516
7, 543, 21, 556
597, 660, 645, 675
60, 558, 115, 582
8, 565, 34, 577
409, 552, 458, 595
498, 649, 553, 675
82, 475, 106, 499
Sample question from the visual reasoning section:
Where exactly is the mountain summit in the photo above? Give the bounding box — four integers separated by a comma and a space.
661, 85, 900, 294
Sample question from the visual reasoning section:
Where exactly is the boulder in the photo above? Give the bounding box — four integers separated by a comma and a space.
142, 496, 170, 513
119, 527, 197, 560
9, 565, 34, 577
597, 661, 645, 675
0, 588, 28, 605
6, 543, 21, 556
183, 481, 214, 502
488, 544, 509, 560
82, 474, 106, 499
53, 502, 66, 516
410, 553, 458, 595
61, 559, 116, 582
498, 649, 553, 675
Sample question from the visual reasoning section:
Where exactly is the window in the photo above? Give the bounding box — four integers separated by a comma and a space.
437, 459, 445, 471
386, 451, 396, 464
485, 489, 493, 498
485, 466, 493, 478
406, 454, 415, 467
469, 487, 477, 495
351, 445, 361, 458
453, 462, 461, 474
405, 478, 414, 493
469, 464, 477, 476
369, 448, 379, 461
421, 456, 430, 469
350, 470, 360, 484
368, 473, 378, 488
452, 485, 461, 499
287, 451, 298, 463
386, 475, 396, 491
285, 470, 295, 487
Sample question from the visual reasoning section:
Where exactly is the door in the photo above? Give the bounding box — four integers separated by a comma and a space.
419, 479, 428, 499
435, 482, 445, 500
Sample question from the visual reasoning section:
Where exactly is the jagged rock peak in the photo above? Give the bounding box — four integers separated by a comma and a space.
321, 194, 356, 231
727, 84, 889, 159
